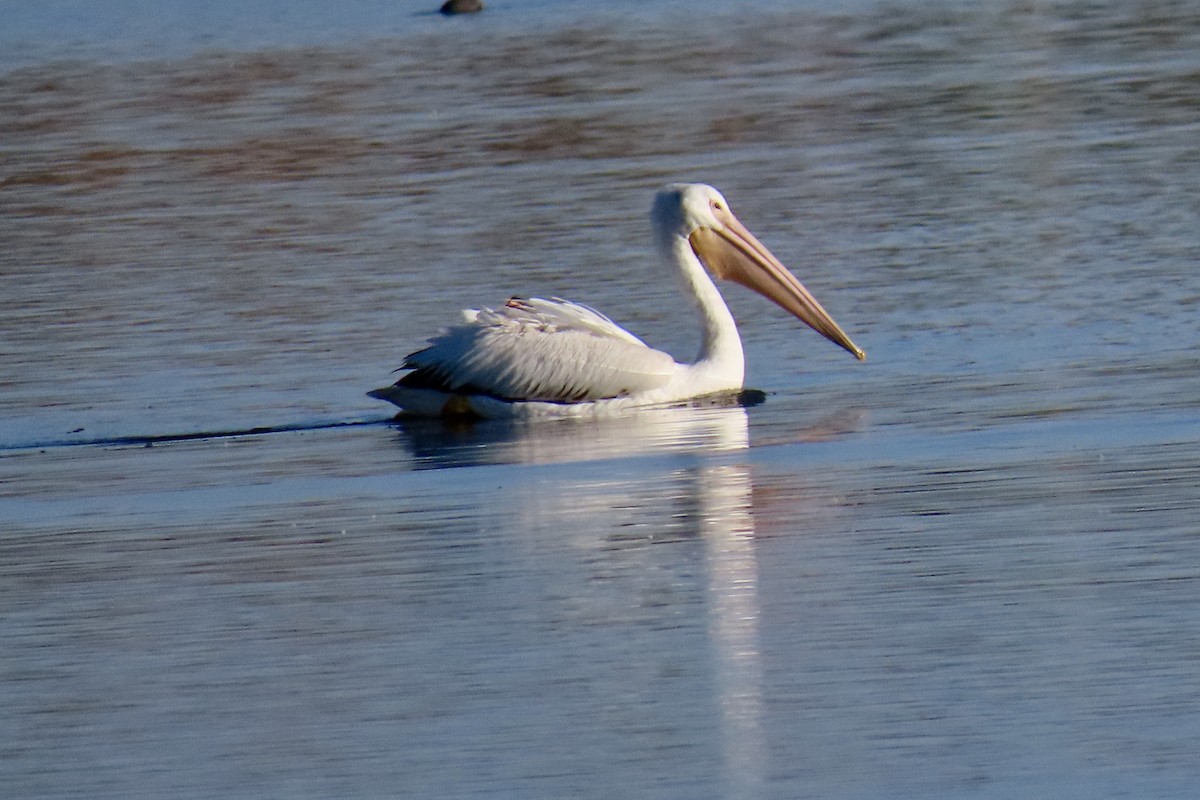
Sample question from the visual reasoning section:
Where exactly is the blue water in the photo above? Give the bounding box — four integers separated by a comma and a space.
0, 0, 868, 70
3, 1, 1199, 797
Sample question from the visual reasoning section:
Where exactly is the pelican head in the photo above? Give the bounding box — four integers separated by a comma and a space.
652, 183, 865, 361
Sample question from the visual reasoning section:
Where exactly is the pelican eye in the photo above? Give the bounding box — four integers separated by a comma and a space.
711, 200, 724, 211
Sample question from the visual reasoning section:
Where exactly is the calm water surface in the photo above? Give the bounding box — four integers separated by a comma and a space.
3, 1, 1199, 797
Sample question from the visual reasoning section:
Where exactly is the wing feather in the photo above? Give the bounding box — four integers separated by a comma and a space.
398, 297, 676, 402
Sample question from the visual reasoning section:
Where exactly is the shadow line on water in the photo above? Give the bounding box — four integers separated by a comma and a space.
0, 417, 398, 454
4, 392, 771, 455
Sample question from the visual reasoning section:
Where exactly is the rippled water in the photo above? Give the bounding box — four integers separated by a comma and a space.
3, 1, 1199, 797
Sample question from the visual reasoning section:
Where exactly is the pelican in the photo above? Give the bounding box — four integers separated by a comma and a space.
369, 183, 864, 418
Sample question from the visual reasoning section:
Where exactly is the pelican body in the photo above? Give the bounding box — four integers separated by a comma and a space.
370, 184, 864, 418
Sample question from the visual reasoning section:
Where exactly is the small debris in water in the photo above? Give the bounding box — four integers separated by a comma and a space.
440, 0, 483, 15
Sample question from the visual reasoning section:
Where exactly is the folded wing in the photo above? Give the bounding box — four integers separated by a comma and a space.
393, 297, 677, 402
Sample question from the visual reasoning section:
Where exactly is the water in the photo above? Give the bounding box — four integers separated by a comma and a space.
3, 1, 1199, 797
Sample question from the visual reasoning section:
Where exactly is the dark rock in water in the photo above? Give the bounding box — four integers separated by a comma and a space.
440, 0, 483, 14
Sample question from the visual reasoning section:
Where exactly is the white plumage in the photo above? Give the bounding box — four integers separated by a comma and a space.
370, 184, 864, 419
402, 297, 676, 402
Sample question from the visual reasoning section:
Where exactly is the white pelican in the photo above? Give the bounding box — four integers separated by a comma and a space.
369, 183, 864, 418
